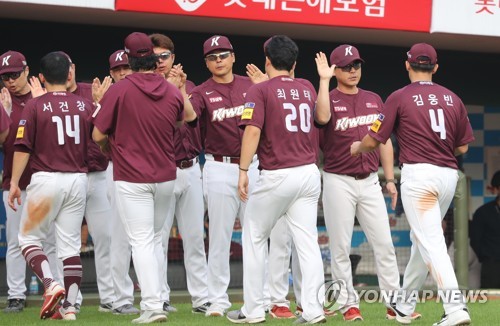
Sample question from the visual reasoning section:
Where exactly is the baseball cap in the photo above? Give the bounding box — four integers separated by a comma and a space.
124, 32, 154, 58
203, 35, 233, 56
407, 43, 437, 65
491, 170, 500, 188
329, 45, 364, 67
109, 50, 129, 69
0, 51, 27, 74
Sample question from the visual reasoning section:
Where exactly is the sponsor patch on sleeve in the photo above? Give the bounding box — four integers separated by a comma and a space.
16, 126, 25, 139
19, 119, 26, 125
241, 102, 255, 120
370, 120, 381, 133
377, 113, 385, 121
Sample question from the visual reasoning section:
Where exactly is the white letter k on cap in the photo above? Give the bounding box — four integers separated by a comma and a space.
345, 46, 353, 57
2, 55, 11, 66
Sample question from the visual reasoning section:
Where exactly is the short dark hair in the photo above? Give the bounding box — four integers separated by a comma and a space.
264, 35, 298, 72
40, 52, 70, 85
149, 33, 175, 53
129, 55, 158, 72
409, 61, 436, 73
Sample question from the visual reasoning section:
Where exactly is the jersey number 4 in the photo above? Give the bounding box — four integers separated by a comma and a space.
429, 108, 446, 140
283, 103, 311, 133
52, 115, 81, 145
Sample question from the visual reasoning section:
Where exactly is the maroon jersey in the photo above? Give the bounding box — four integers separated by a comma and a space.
93, 72, 183, 183
73, 82, 108, 172
2, 92, 33, 190
240, 76, 318, 170
369, 81, 474, 169
321, 88, 383, 175
175, 80, 202, 160
14, 91, 91, 173
190, 75, 253, 157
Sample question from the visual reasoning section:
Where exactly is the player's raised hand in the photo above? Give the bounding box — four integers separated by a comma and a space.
246, 64, 268, 84
167, 64, 182, 88
8, 183, 22, 211
386, 181, 398, 210
238, 171, 249, 202
0, 87, 13, 116
315, 52, 335, 80
28, 76, 46, 98
92, 76, 112, 103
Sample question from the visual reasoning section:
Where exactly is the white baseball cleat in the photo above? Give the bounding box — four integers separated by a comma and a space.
226, 310, 265, 324
432, 308, 471, 326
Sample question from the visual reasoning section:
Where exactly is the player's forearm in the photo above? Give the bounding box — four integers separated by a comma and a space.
11, 151, 30, 187
0, 128, 9, 144
379, 138, 395, 180
239, 125, 261, 170
315, 78, 331, 125
92, 127, 108, 147
358, 134, 380, 153
454, 144, 468, 156
182, 93, 197, 123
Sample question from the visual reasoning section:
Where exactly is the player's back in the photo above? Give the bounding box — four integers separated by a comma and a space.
242, 76, 318, 170
388, 81, 474, 169
15, 91, 92, 173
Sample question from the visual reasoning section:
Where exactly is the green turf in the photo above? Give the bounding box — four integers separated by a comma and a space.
0, 300, 498, 325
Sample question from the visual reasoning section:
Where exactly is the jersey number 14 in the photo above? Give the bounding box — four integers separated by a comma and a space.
52, 115, 81, 145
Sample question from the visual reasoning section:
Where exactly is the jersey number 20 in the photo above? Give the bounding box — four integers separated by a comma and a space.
283, 103, 311, 133
52, 115, 81, 145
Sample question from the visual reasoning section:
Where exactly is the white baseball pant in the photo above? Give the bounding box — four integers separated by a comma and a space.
202, 156, 259, 310
397, 163, 466, 316
322, 172, 400, 313
241, 164, 324, 322
106, 162, 135, 309
85, 170, 115, 305
114, 180, 175, 312
18, 172, 87, 260
161, 161, 208, 307
3, 191, 61, 299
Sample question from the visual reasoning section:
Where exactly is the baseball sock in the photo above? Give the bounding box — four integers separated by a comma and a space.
22, 245, 54, 290
62, 256, 82, 308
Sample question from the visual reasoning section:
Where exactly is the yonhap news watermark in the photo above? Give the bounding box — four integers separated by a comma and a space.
321, 280, 488, 311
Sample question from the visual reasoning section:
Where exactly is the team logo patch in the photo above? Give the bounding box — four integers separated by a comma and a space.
245, 102, 255, 109
19, 119, 26, 125
370, 120, 381, 133
16, 126, 24, 138
377, 113, 385, 121
366, 102, 379, 109
242, 102, 255, 120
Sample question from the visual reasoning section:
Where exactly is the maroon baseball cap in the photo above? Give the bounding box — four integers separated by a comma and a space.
124, 32, 154, 58
203, 35, 233, 56
407, 43, 437, 65
329, 45, 364, 67
0, 51, 27, 74
109, 50, 129, 69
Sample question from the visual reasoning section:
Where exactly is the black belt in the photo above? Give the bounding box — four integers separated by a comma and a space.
345, 173, 371, 180
176, 157, 198, 169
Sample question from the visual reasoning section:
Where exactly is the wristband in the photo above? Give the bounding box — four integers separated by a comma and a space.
239, 166, 249, 172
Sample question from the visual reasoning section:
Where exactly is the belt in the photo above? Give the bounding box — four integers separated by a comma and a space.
345, 173, 371, 180
212, 155, 240, 165
176, 157, 199, 169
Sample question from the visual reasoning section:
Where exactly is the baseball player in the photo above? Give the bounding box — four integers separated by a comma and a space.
104, 50, 140, 315
108, 50, 131, 82
314, 46, 420, 322
8, 51, 91, 320
150, 33, 210, 314
351, 43, 474, 326
0, 50, 61, 313
189, 35, 259, 317
63, 52, 115, 313
227, 35, 325, 324
92, 32, 197, 324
